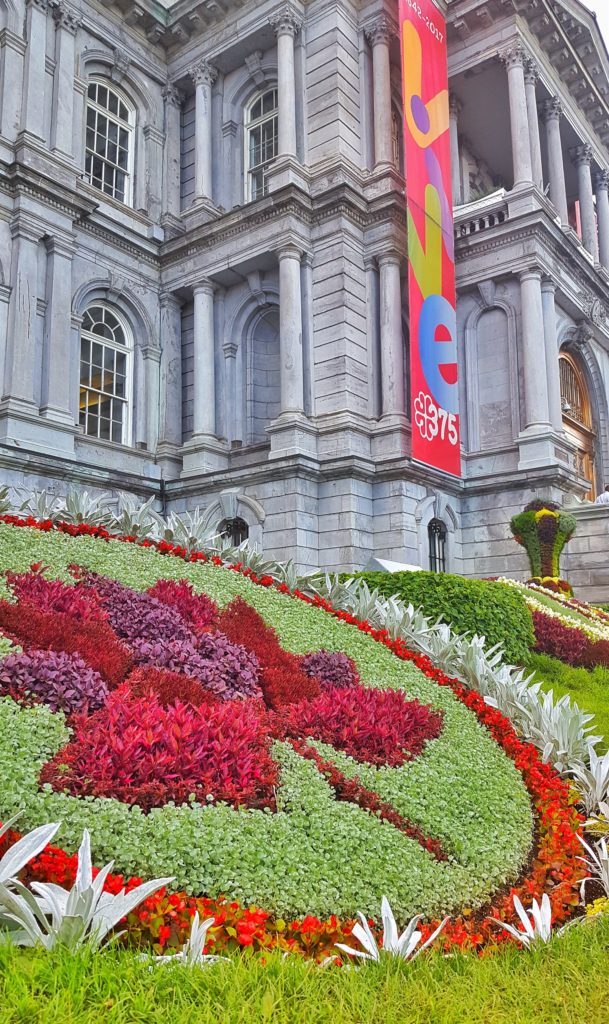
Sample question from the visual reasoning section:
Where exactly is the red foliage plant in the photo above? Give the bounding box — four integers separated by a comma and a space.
577, 639, 609, 670
216, 598, 320, 708
0, 601, 132, 687
278, 686, 444, 767
126, 666, 218, 709
5, 567, 105, 622
532, 610, 589, 665
146, 579, 218, 634
40, 687, 278, 813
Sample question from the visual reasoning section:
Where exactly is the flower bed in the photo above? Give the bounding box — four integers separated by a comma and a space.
0, 518, 585, 955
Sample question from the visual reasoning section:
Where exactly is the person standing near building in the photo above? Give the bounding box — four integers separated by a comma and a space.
595, 485, 609, 505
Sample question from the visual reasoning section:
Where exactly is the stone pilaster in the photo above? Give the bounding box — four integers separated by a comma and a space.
523, 57, 543, 190
365, 16, 395, 168
192, 279, 216, 437
188, 59, 218, 205
539, 98, 569, 224
50, 1, 81, 159
40, 234, 76, 425
0, 28, 27, 143
499, 44, 533, 187
162, 84, 184, 222
541, 277, 563, 433
22, 0, 50, 142
158, 292, 183, 454
449, 93, 462, 204
570, 144, 599, 261
378, 251, 405, 417
4, 218, 40, 408
594, 170, 609, 272
278, 244, 304, 415
271, 4, 302, 159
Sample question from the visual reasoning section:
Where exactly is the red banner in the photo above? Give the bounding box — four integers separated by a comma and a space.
399, 0, 461, 477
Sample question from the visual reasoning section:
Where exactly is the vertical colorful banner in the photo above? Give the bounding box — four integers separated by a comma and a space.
399, 0, 461, 477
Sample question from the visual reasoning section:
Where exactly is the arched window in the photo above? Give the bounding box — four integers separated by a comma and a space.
559, 352, 597, 498
428, 519, 447, 573
79, 304, 131, 444
219, 517, 249, 547
245, 88, 278, 201
392, 106, 404, 174
85, 80, 135, 204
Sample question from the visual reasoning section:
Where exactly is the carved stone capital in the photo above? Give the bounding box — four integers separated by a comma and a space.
499, 42, 527, 71
365, 15, 396, 47
162, 83, 185, 108
523, 55, 540, 85
28, 0, 51, 12
270, 4, 303, 37
593, 169, 609, 192
539, 96, 562, 123
570, 143, 593, 168
449, 92, 462, 118
188, 59, 218, 88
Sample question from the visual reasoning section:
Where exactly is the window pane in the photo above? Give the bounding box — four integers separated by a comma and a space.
97, 85, 108, 109
108, 91, 118, 115
111, 420, 122, 444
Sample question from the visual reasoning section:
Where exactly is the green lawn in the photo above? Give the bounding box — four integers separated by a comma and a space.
526, 653, 609, 750
0, 919, 608, 1024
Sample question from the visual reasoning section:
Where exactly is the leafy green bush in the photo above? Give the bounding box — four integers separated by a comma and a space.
347, 572, 534, 665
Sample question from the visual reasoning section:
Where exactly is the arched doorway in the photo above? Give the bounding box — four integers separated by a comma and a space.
559, 352, 597, 499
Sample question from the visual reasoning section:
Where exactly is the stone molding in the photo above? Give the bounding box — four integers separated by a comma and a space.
277, 242, 303, 261
188, 59, 218, 87
110, 47, 131, 84
364, 15, 397, 48
538, 97, 562, 122
51, 1, 82, 34
28, 0, 51, 11
270, 4, 303, 37
570, 143, 593, 167
244, 50, 266, 86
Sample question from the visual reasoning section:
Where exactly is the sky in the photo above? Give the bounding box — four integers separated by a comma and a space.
582, 1, 609, 48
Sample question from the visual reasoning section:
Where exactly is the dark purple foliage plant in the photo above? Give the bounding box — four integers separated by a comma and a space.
300, 650, 360, 689
0, 649, 109, 714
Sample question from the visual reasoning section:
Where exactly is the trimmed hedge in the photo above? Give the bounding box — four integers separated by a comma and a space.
348, 572, 534, 665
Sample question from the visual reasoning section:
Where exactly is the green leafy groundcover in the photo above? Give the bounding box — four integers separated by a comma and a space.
348, 571, 534, 665
0, 524, 534, 922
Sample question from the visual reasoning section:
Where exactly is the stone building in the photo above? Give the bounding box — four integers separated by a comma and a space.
0, 0, 608, 597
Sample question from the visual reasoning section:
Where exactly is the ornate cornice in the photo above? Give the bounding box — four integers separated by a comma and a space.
51, 1, 82, 34
188, 59, 218, 88
270, 4, 303, 37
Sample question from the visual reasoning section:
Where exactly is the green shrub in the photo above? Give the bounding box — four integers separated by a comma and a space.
347, 572, 534, 665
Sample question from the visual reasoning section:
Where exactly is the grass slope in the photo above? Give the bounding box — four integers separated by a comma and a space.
526, 653, 609, 751
1, 919, 608, 1024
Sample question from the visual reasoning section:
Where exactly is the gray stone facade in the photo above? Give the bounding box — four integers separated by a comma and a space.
0, 0, 608, 596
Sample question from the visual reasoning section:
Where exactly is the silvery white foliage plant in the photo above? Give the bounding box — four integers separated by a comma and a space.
0, 830, 173, 952
163, 508, 221, 555
578, 836, 609, 899
0, 486, 12, 515
492, 894, 553, 948
0, 816, 60, 889
110, 493, 165, 541
16, 488, 63, 522
569, 749, 609, 816
58, 488, 115, 527
516, 691, 600, 775
335, 897, 448, 963
147, 912, 228, 969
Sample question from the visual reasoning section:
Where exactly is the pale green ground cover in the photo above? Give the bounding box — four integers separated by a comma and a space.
0, 524, 533, 921
0, 918, 608, 1024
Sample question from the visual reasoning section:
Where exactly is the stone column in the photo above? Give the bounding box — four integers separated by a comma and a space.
50, 2, 81, 159
571, 144, 599, 261
378, 251, 405, 417
5, 219, 40, 405
539, 98, 569, 223
449, 94, 462, 204
158, 292, 183, 449
22, 0, 50, 142
500, 44, 533, 187
143, 345, 161, 453
271, 5, 302, 159
594, 170, 609, 271
366, 16, 394, 167
0, 27, 27, 143
519, 267, 551, 430
541, 277, 563, 433
192, 280, 216, 437
278, 244, 304, 415
188, 60, 217, 205
523, 57, 543, 191
162, 85, 184, 221
41, 235, 76, 423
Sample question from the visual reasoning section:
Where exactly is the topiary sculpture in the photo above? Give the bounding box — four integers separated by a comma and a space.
510, 499, 576, 596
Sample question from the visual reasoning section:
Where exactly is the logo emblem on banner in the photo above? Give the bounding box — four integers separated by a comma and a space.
399, 0, 461, 477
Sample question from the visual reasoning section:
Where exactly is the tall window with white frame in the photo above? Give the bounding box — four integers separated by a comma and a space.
245, 88, 278, 201
79, 305, 131, 445
85, 80, 135, 205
